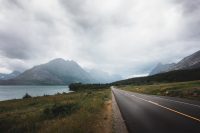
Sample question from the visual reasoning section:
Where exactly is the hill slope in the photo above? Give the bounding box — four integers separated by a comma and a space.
173, 50, 200, 70
150, 50, 200, 75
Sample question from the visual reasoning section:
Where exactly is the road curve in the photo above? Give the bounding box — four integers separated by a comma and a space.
112, 87, 200, 133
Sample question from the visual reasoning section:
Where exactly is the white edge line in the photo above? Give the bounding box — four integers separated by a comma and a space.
130, 94, 200, 123
118, 88, 200, 108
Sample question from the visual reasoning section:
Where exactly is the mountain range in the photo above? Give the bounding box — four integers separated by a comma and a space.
0, 50, 199, 85
150, 50, 200, 75
0, 71, 21, 80
0, 58, 121, 85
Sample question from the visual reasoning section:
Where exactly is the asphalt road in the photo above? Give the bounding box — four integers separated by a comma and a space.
112, 87, 200, 133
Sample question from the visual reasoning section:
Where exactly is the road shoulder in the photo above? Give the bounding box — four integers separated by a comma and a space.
112, 90, 128, 133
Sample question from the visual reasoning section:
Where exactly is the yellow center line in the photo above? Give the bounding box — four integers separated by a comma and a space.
131, 94, 200, 123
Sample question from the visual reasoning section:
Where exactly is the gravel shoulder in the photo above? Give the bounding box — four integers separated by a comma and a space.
112, 90, 128, 133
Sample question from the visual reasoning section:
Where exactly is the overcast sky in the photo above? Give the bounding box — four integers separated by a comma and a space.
0, 0, 199, 77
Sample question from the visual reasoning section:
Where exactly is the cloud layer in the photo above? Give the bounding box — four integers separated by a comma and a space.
0, 0, 199, 76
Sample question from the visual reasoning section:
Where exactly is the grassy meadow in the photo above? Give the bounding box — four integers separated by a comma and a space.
0, 88, 112, 133
119, 80, 200, 101
1, 80, 200, 133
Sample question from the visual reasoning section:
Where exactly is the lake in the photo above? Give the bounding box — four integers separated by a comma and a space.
0, 86, 70, 101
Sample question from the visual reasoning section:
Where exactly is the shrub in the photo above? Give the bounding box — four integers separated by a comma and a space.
69, 83, 110, 91
22, 93, 32, 99
43, 103, 80, 118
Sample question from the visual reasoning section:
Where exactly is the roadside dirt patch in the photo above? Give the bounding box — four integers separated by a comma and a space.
95, 100, 112, 133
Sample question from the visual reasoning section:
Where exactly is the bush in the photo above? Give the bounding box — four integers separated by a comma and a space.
69, 83, 110, 91
43, 103, 80, 118
22, 93, 32, 99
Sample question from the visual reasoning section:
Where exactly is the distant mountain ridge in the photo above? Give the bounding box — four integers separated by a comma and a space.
173, 50, 200, 70
150, 50, 200, 75
0, 58, 121, 85
0, 71, 21, 80
113, 68, 200, 86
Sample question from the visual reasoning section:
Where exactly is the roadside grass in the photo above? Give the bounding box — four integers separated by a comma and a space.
0, 88, 112, 133
119, 80, 200, 101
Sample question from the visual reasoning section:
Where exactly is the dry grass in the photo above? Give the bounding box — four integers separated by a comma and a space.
120, 80, 200, 101
0, 89, 112, 133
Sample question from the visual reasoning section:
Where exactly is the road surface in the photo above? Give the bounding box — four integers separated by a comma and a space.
112, 87, 200, 133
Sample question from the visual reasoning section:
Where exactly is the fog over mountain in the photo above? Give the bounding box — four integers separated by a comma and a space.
149, 63, 176, 76
87, 69, 122, 83
0, 0, 200, 77
0, 58, 121, 85
150, 50, 200, 75
0, 71, 21, 80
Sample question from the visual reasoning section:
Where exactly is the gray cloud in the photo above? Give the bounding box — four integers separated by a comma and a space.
175, 0, 200, 40
0, 0, 199, 77
0, 32, 32, 59
175, 0, 200, 14
2, 0, 24, 9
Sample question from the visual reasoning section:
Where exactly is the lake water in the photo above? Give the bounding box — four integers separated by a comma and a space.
0, 86, 70, 101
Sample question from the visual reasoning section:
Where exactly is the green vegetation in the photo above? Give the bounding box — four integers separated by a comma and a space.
113, 68, 200, 86
1, 67, 199, 133
69, 83, 110, 91
112, 68, 200, 101
120, 80, 200, 100
22, 93, 32, 99
0, 88, 112, 133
